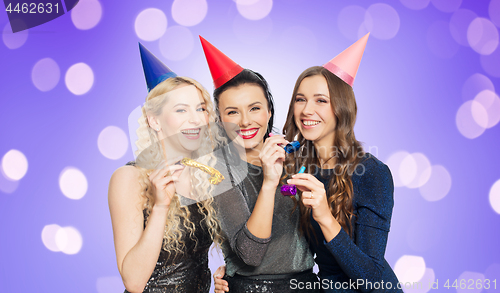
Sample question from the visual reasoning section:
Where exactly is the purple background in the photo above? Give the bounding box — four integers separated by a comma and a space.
1, 0, 499, 292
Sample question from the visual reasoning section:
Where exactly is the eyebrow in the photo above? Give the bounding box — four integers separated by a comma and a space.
296, 93, 330, 98
174, 102, 206, 107
224, 101, 262, 111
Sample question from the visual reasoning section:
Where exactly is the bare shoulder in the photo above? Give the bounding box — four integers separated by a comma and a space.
108, 165, 144, 203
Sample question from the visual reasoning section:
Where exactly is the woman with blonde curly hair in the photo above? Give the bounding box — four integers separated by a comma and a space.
108, 44, 224, 293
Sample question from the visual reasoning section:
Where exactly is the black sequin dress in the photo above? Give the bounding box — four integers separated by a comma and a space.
124, 163, 212, 293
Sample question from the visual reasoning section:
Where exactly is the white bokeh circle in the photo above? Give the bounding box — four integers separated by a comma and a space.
489, 179, 500, 214
462, 73, 495, 102
41, 224, 62, 252
419, 165, 452, 202
490, 0, 500, 28
98, 126, 129, 160
399, 153, 417, 187
473, 90, 500, 128
431, 0, 462, 13
55, 226, 83, 255
236, 0, 273, 21
65, 63, 94, 95
134, 8, 168, 41
365, 3, 400, 40
172, 0, 208, 26
456, 271, 485, 293
467, 17, 499, 55
71, 0, 102, 30
406, 153, 432, 189
399, 0, 431, 10
32, 58, 60, 92
0, 170, 19, 194
59, 167, 88, 200
456, 100, 486, 139
450, 9, 477, 47
1, 149, 28, 181
159, 26, 194, 61
338, 5, 367, 41
2, 22, 28, 49
386, 151, 411, 187
427, 20, 459, 59
394, 255, 427, 284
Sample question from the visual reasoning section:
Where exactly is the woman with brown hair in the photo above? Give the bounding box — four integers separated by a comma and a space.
285, 34, 402, 292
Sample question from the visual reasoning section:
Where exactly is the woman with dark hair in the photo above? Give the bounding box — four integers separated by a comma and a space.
200, 37, 318, 293
285, 34, 402, 292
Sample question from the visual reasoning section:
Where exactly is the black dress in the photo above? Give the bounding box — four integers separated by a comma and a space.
124, 163, 212, 293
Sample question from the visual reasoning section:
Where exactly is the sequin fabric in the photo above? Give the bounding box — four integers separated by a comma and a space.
225, 270, 320, 293
309, 154, 403, 292
124, 162, 212, 293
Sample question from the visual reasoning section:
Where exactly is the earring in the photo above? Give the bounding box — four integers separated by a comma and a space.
156, 128, 160, 131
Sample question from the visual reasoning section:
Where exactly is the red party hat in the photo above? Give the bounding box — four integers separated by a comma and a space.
323, 33, 370, 87
200, 36, 244, 89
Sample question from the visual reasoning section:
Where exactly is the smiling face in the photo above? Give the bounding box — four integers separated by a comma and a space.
148, 84, 209, 154
293, 74, 336, 147
218, 83, 271, 152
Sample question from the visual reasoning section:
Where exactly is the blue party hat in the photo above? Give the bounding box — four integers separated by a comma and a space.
139, 43, 177, 92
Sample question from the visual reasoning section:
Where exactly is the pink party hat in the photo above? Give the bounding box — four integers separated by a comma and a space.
323, 33, 370, 87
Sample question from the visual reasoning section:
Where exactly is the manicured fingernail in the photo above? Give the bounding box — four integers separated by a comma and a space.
269, 133, 274, 137
287, 179, 291, 183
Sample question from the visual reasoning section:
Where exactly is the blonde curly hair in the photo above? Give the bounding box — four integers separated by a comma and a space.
134, 76, 224, 257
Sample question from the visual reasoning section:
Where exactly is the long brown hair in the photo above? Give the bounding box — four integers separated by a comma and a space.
283, 66, 364, 239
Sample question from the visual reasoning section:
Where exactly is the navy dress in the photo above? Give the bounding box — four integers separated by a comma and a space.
309, 154, 403, 293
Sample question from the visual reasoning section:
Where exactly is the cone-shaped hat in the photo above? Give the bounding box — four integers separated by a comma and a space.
139, 43, 178, 92
199, 36, 244, 89
323, 33, 369, 87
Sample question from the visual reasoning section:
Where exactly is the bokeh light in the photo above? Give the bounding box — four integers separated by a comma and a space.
406, 153, 432, 189
59, 167, 88, 200
98, 126, 129, 160
450, 9, 477, 47
456, 100, 486, 139
480, 46, 500, 78
233, 14, 273, 45
419, 165, 452, 202
473, 90, 500, 128
484, 263, 500, 293
0, 170, 19, 194
55, 226, 83, 255
364, 3, 400, 40
399, 0, 431, 11
159, 26, 194, 61
386, 151, 411, 187
71, 0, 102, 30
41, 224, 62, 252
462, 73, 495, 102
337, 5, 367, 41
31, 58, 60, 92
427, 20, 459, 59
1, 149, 28, 181
431, 0, 462, 13
394, 255, 427, 284
171, 0, 208, 27
236, 0, 273, 21
467, 17, 499, 55
399, 153, 417, 187
489, 0, 500, 28
489, 179, 500, 214
456, 271, 485, 293
2, 21, 28, 49
404, 268, 435, 293
65, 63, 94, 95
134, 8, 168, 41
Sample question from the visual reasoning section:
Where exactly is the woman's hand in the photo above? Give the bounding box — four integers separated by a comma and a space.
259, 134, 288, 187
213, 265, 229, 292
148, 165, 185, 207
287, 173, 331, 223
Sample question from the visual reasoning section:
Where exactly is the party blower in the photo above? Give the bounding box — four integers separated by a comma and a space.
267, 133, 302, 196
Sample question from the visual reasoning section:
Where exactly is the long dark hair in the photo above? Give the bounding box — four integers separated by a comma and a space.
283, 66, 364, 239
213, 69, 276, 140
